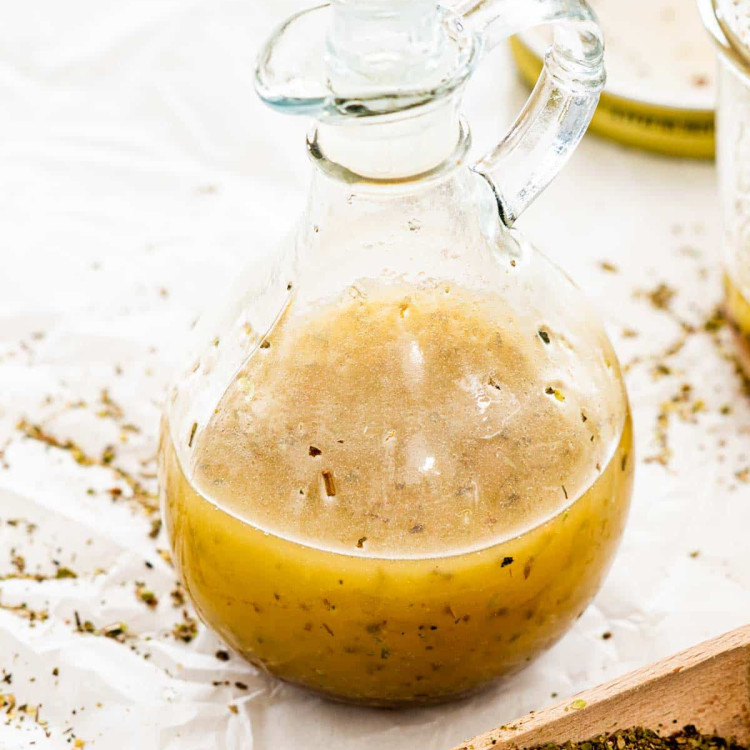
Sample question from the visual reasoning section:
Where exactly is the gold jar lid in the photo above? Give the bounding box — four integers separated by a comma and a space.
512, 0, 716, 159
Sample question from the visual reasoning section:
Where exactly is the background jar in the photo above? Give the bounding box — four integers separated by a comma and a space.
702, 0, 750, 360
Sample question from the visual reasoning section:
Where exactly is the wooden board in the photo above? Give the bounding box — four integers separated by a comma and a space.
451, 625, 750, 750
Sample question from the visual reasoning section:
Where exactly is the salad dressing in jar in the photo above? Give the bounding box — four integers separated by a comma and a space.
160, 0, 634, 706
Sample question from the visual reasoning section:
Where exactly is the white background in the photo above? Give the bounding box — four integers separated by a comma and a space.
1, 1, 749, 749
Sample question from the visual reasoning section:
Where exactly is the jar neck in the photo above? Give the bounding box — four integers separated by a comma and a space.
312, 98, 463, 181
292, 141, 502, 313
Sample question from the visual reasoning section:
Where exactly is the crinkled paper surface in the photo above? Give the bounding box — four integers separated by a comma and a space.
1, 2, 749, 748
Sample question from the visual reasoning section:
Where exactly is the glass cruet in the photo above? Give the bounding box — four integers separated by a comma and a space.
159, 0, 634, 706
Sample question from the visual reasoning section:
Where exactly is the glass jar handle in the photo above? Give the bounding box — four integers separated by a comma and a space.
455, 0, 605, 226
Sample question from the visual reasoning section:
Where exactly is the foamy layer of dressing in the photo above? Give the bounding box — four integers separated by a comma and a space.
521, 0, 715, 110
190, 283, 625, 557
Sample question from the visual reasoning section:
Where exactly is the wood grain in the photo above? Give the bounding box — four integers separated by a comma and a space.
452, 625, 750, 750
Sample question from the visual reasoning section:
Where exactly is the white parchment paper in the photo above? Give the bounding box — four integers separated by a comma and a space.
1, 2, 749, 748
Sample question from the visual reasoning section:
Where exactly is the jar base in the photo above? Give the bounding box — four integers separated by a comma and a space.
236, 648, 529, 708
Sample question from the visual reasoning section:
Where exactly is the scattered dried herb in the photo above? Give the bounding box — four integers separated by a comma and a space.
135, 582, 158, 609
539, 330, 551, 344
172, 611, 198, 643
16, 419, 158, 514
96, 389, 124, 420
645, 383, 704, 466
0, 601, 49, 624
704, 307, 727, 333
638, 282, 677, 312
73, 612, 131, 644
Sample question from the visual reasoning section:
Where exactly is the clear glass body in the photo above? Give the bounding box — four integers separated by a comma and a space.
716, 51, 750, 365
159, 146, 633, 705
159, 0, 632, 707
